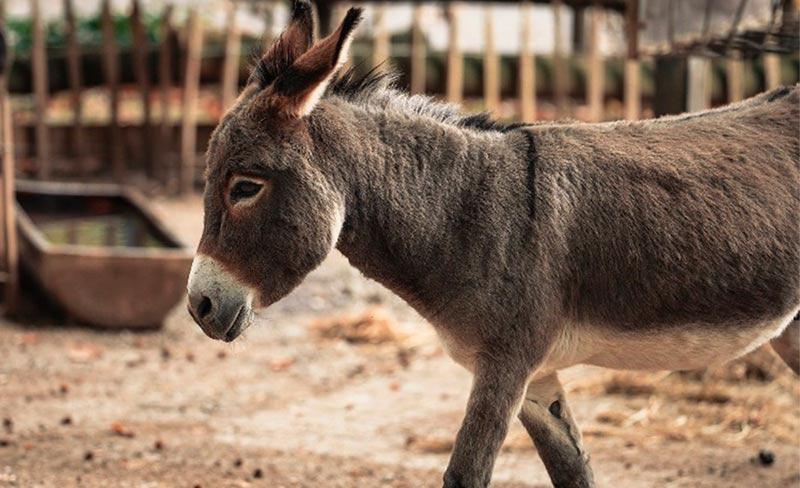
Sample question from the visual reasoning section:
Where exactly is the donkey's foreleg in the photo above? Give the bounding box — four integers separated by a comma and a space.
442, 361, 528, 488
518, 373, 594, 488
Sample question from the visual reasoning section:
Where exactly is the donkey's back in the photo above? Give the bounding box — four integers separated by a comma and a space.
534, 86, 800, 371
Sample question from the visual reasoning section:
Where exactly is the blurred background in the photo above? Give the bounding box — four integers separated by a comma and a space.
0, 1, 798, 487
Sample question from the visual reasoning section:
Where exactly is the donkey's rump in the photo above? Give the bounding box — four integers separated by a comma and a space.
533, 86, 800, 335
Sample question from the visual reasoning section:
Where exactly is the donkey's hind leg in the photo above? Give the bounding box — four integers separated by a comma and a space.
771, 316, 799, 375
518, 373, 595, 488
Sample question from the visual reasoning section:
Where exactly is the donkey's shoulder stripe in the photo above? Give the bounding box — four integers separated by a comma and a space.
522, 128, 538, 220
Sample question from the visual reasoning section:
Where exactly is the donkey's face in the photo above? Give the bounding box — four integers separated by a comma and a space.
187, 1, 362, 341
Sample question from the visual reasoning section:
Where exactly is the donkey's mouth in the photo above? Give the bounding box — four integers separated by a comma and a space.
222, 305, 250, 342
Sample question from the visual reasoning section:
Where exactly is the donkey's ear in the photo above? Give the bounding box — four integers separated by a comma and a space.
251, 0, 315, 88
268, 7, 363, 117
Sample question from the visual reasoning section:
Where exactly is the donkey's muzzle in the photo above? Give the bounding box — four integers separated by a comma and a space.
187, 254, 254, 342
187, 291, 246, 342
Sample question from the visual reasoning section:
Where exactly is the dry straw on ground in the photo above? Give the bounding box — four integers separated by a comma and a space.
311, 308, 403, 345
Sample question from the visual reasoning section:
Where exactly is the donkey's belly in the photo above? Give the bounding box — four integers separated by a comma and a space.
548, 305, 799, 372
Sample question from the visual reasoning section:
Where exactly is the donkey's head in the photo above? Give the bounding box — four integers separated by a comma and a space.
187, 1, 362, 341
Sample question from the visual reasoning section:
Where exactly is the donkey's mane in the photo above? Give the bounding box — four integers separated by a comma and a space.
327, 66, 528, 133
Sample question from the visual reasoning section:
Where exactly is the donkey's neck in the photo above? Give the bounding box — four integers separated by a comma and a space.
309, 98, 533, 318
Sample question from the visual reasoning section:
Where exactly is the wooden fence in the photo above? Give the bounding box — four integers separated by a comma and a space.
4, 0, 798, 195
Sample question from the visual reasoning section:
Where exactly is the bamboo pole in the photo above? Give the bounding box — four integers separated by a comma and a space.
552, 0, 568, 118
483, 7, 499, 114
181, 9, 203, 195
623, 0, 640, 120
159, 4, 174, 187
372, 2, 389, 68
586, 5, 604, 122
410, 5, 426, 94
0, 27, 17, 312
131, 0, 154, 177
445, 3, 463, 104
101, 0, 123, 182
31, 0, 50, 179
726, 51, 744, 103
221, 1, 241, 111
64, 0, 86, 174
519, 1, 536, 122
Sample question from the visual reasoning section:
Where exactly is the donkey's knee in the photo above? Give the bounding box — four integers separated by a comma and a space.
518, 373, 595, 488
771, 318, 800, 375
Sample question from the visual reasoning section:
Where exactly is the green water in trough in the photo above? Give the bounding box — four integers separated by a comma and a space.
37, 215, 166, 248
18, 192, 176, 249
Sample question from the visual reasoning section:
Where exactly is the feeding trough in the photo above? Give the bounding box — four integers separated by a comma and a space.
15, 180, 193, 328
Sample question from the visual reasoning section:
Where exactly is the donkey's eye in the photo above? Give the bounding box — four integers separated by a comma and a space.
229, 179, 264, 203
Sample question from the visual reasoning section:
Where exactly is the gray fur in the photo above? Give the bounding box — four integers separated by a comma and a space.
188, 8, 800, 486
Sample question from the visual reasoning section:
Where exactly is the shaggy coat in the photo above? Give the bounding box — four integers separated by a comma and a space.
187, 3, 800, 487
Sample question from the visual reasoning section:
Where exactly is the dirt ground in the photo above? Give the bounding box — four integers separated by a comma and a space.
1, 195, 798, 488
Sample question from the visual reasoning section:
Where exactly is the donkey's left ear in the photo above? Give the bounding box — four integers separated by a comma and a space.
268, 7, 363, 117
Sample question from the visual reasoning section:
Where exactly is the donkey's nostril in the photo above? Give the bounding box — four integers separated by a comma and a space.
197, 295, 213, 319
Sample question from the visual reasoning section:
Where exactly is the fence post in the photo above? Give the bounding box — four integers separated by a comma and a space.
586, 4, 604, 122
181, 8, 203, 195
372, 2, 390, 68
101, 0, 124, 182
763, 53, 780, 90
445, 3, 463, 104
222, 0, 241, 111
624, 0, 640, 120
131, 0, 154, 177
159, 4, 174, 188
552, 0, 568, 118
410, 5, 426, 94
262, 1, 276, 50
483, 7, 499, 114
0, 26, 17, 313
686, 56, 711, 112
519, 1, 536, 122
31, 0, 50, 179
726, 51, 744, 102
64, 0, 86, 174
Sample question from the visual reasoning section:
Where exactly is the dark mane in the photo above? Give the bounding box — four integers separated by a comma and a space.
328, 65, 528, 133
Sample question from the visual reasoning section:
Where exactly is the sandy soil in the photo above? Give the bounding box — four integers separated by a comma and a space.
1, 195, 798, 488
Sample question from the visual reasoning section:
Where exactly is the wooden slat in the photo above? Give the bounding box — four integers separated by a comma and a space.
686, 56, 711, 112
0, 25, 18, 312
1, 91, 17, 311
372, 2, 390, 68
519, 1, 537, 122
410, 5, 426, 94
181, 9, 203, 195
159, 4, 174, 188
64, 0, 86, 174
623, 0, 640, 120
263, 1, 276, 52
763, 53, 781, 90
221, 1, 241, 111
445, 3, 463, 104
586, 4, 604, 122
726, 51, 744, 103
552, 0, 568, 118
101, 0, 124, 182
31, 0, 50, 179
483, 7, 499, 114
131, 0, 154, 177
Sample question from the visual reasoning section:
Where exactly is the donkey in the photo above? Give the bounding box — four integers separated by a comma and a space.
187, 2, 800, 487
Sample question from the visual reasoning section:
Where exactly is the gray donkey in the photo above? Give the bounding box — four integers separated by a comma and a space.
187, 3, 800, 487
